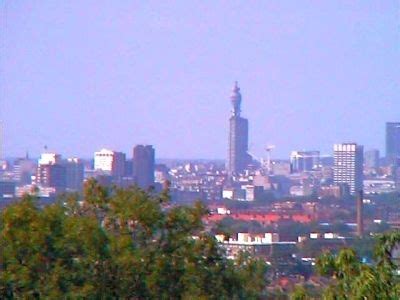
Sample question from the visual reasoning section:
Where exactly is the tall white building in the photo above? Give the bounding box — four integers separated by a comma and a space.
333, 143, 364, 195
94, 149, 114, 173
94, 149, 125, 178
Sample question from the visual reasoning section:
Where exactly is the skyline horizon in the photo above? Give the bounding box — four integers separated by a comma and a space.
0, 137, 386, 161
0, 78, 396, 160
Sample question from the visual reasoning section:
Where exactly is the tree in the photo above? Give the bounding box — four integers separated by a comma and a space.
315, 231, 400, 299
0, 180, 267, 299
290, 285, 308, 300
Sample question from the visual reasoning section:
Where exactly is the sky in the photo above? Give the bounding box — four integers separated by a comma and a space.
0, 1, 399, 160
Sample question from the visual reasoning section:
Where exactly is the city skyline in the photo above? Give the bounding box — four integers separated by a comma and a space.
1, 1, 399, 159
2, 3, 400, 298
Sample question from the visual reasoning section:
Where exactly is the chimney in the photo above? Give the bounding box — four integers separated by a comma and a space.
356, 190, 364, 237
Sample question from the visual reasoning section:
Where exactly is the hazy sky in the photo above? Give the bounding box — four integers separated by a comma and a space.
1, 1, 399, 159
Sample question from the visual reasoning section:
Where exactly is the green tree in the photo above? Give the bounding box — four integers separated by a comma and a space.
315, 231, 400, 299
0, 180, 267, 299
290, 285, 308, 300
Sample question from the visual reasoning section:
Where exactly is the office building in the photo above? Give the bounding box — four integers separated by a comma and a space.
12, 157, 36, 186
124, 159, 133, 177
64, 158, 84, 192
290, 150, 320, 173
333, 143, 364, 195
94, 149, 126, 179
364, 149, 380, 169
386, 122, 400, 163
36, 164, 67, 192
35, 152, 67, 193
133, 145, 155, 189
227, 82, 251, 177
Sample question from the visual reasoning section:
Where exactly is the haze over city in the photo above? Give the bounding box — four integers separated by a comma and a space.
3, 1, 400, 298
1, 1, 399, 159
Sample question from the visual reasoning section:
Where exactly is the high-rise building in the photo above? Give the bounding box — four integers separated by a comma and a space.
333, 143, 364, 195
36, 153, 66, 193
124, 159, 133, 177
227, 82, 251, 177
12, 157, 36, 186
36, 164, 67, 192
386, 122, 400, 164
64, 158, 84, 192
94, 149, 126, 179
290, 151, 320, 173
364, 149, 380, 169
133, 145, 155, 189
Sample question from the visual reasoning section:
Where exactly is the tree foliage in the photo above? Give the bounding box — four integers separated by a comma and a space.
0, 180, 267, 299
315, 231, 400, 299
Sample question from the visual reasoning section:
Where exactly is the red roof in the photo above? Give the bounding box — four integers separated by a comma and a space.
205, 212, 312, 224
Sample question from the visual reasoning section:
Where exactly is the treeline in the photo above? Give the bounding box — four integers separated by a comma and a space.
1, 180, 400, 299
0, 180, 266, 299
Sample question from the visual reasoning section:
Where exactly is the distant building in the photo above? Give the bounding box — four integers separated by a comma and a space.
333, 143, 364, 195
271, 161, 291, 176
94, 149, 126, 179
364, 149, 380, 169
290, 151, 320, 173
133, 145, 155, 189
227, 82, 251, 177
320, 156, 334, 167
155, 164, 170, 184
241, 185, 263, 201
94, 149, 114, 172
363, 179, 396, 194
253, 173, 274, 190
222, 186, 245, 200
290, 185, 313, 197
64, 158, 84, 192
112, 152, 126, 180
36, 152, 67, 193
36, 164, 66, 192
39, 153, 61, 165
319, 185, 344, 198
386, 122, 400, 164
0, 181, 16, 199
124, 159, 133, 177
12, 157, 36, 186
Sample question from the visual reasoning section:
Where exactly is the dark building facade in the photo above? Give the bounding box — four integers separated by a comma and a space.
227, 82, 251, 177
64, 158, 84, 192
133, 145, 155, 189
12, 157, 36, 186
111, 151, 126, 180
36, 164, 67, 193
364, 149, 380, 169
386, 122, 400, 164
0, 181, 16, 199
